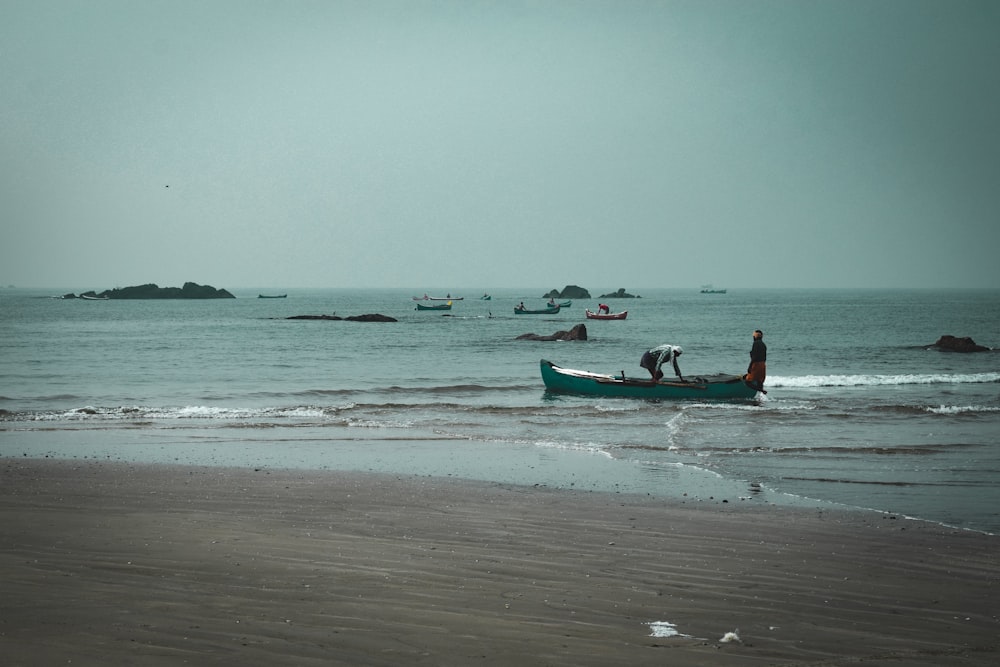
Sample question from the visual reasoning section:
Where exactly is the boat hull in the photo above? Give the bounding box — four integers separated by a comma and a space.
539, 360, 759, 399
515, 305, 560, 314
416, 302, 452, 310
585, 309, 627, 320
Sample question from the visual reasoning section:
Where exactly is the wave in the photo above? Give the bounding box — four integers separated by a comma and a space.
7, 397, 996, 426
770, 372, 1000, 388
925, 404, 1000, 415
245, 383, 534, 399
863, 403, 1000, 417
693, 442, 981, 456
3, 404, 348, 423
1, 399, 621, 424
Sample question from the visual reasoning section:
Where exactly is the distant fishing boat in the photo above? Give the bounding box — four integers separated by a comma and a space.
416, 301, 453, 311
480, 294, 492, 300
258, 294, 287, 298
413, 294, 463, 301
515, 304, 560, 315
80, 294, 110, 300
585, 308, 627, 320
700, 284, 727, 294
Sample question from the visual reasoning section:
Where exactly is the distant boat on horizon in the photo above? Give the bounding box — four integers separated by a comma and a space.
700, 284, 727, 294
258, 294, 287, 298
413, 294, 463, 301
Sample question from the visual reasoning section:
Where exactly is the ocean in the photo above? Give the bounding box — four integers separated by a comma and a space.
2, 287, 998, 533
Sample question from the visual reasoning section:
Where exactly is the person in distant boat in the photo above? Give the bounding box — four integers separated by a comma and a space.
517, 301, 526, 311
548, 297, 556, 306
640, 344, 684, 382
744, 329, 767, 392
598, 303, 610, 314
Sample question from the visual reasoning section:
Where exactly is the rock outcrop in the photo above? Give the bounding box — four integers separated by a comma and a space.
516, 323, 588, 341
928, 335, 990, 352
287, 314, 397, 322
543, 285, 591, 299
598, 288, 640, 298
68, 282, 236, 299
346, 314, 397, 322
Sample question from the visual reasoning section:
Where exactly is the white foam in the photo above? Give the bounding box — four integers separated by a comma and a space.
926, 404, 1000, 415
771, 372, 1000, 388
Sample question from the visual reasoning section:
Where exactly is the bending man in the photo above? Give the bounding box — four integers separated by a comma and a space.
640, 344, 684, 382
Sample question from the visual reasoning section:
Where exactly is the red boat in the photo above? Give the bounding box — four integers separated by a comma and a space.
585, 308, 627, 320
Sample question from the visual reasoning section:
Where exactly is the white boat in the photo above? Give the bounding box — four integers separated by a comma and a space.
413, 294, 464, 301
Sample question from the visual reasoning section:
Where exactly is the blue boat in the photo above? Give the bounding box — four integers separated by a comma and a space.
539, 359, 759, 400
416, 301, 452, 311
515, 305, 560, 314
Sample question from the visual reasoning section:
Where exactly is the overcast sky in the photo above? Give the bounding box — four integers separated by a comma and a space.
2, 0, 998, 290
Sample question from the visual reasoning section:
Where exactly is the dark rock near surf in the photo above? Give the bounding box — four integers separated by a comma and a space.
516, 323, 588, 341
928, 335, 990, 352
346, 314, 397, 322
86, 282, 236, 299
599, 288, 640, 298
544, 285, 591, 299
287, 313, 396, 322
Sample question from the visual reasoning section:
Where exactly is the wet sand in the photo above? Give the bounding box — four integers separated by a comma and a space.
1, 458, 997, 666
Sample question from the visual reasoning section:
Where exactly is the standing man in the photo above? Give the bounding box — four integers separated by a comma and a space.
640, 344, 684, 382
745, 329, 767, 392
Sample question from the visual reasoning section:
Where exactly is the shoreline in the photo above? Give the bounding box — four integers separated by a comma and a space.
2, 458, 997, 665
1, 430, 828, 511
6, 431, 995, 536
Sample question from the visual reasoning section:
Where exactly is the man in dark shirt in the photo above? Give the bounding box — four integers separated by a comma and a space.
745, 329, 767, 393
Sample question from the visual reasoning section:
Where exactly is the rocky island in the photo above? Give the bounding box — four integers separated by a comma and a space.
543, 285, 591, 300
65, 282, 235, 299
599, 288, 641, 298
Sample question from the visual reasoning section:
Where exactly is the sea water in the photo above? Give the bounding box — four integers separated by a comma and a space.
2, 287, 998, 533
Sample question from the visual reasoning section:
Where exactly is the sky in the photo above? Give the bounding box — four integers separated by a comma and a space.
2, 0, 998, 290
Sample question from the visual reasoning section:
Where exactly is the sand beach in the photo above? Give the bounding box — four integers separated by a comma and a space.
1, 459, 997, 666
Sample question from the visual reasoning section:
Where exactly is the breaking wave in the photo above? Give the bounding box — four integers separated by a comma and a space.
770, 372, 1000, 388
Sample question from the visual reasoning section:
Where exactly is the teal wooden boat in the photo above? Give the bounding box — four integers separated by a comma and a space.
539, 359, 760, 400
515, 305, 560, 314
416, 301, 452, 311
